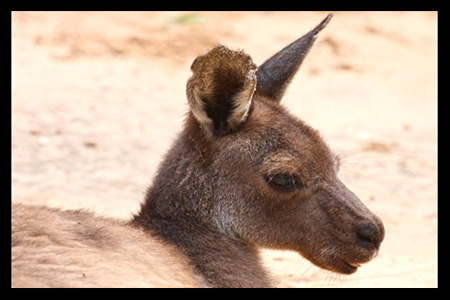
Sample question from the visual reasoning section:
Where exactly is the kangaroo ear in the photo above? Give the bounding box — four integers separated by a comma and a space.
187, 45, 257, 137
255, 14, 332, 103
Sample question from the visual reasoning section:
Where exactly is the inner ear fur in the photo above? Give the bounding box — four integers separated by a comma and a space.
186, 45, 257, 137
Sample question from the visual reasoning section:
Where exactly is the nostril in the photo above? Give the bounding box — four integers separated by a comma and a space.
356, 227, 375, 245
355, 222, 382, 249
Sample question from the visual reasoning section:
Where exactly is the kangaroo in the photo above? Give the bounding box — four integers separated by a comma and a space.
12, 14, 385, 288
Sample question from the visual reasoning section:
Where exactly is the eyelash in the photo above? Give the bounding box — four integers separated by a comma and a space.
266, 174, 301, 190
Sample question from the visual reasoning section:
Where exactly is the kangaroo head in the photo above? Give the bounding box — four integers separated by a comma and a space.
183, 14, 384, 274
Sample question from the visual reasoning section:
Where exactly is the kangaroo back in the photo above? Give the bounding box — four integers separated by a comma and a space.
12, 204, 200, 288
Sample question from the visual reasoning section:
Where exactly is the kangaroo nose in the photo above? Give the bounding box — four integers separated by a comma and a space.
354, 219, 385, 250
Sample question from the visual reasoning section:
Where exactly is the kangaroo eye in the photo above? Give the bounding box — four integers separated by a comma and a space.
267, 174, 300, 190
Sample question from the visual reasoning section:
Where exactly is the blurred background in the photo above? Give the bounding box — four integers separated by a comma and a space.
12, 11, 437, 287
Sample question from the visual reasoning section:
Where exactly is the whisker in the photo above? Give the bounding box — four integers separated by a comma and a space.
340, 153, 401, 163
340, 165, 378, 182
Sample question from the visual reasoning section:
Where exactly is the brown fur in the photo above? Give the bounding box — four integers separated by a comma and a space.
12, 14, 385, 288
12, 204, 200, 288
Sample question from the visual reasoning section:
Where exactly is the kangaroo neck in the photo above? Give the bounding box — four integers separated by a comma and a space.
132, 209, 272, 288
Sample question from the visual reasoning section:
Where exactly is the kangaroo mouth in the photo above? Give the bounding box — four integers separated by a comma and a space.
346, 262, 362, 269
325, 259, 363, 274
342, 261, 362, 273
310, 256, 366, 275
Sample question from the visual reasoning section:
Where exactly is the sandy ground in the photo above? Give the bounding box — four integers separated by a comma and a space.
12, 11, 437, 288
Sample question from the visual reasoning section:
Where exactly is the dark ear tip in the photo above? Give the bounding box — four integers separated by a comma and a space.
312, 13, 333, 35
